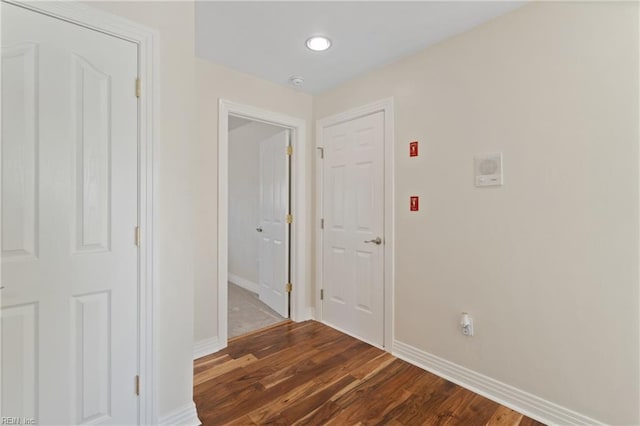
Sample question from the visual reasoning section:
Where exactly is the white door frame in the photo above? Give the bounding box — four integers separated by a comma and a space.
218, 100, 310, 346
1, 1, 158, 423
315, 98, 395, 350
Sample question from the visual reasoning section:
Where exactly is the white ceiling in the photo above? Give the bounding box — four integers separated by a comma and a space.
195, 1, 526, 94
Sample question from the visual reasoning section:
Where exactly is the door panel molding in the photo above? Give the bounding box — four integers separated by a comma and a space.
0, 303, 38, 419
315, 98, 395, 351
1, 1, 158, 423
218, 100, 310, 349
1, 42, 38, 260
72, 53, 112, 254
70, 291, 111, 424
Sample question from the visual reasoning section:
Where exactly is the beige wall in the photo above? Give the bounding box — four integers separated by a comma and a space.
87, 1, 197, 420
314, 2, 639, 424
194, 58, 313, 343
228, 122, 285, 286
80, 1, 638, 424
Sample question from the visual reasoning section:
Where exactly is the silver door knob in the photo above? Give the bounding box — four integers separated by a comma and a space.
256, 227, 263, 233
364, 237, 382, 245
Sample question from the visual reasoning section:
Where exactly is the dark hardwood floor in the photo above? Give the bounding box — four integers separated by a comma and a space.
194, 320, 545, 426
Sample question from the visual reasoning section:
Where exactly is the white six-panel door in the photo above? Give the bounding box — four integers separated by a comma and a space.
258, 130, 290, 318
1, 3, 139, 424
321, 112, 385, 347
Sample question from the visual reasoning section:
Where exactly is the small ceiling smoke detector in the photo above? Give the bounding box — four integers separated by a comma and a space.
306, 36, 331, 52
289, 76, 305, 86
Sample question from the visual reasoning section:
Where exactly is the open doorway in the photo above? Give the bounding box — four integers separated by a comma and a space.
227, 116, 289, 337
217, 100, 311, 349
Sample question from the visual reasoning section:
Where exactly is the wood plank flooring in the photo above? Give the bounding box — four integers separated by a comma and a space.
194, 321, 545, 426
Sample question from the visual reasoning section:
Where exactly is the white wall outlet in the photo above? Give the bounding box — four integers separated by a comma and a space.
461, 312, 474, 336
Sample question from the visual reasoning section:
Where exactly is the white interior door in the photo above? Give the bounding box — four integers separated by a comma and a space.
321, 111, 385, 347
258, 130, 290, 318
1, 3, 139, 424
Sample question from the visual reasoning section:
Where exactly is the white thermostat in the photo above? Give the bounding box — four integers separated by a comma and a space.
474, 152, 503, 187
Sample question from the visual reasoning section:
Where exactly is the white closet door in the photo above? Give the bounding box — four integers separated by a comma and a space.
1, 4, 139, 424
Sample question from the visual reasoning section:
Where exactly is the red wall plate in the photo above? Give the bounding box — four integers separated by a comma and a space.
410, 196, 419, 211
409, 141, 419, 157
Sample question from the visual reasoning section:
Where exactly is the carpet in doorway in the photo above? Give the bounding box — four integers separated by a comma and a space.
228, 282, 285, 338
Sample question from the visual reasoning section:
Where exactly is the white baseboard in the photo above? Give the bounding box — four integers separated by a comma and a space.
307, 306, 316, 320
228, 273, 259, 293
392, 340, 603, 426
158, 401, 201, 426
193, 336, 224, 360
299, 306, 315, 322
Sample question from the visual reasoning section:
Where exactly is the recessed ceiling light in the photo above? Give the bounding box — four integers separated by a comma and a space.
306, 36, 331, 52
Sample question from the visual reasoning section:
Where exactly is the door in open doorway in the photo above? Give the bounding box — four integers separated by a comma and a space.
228, 116, 289, 338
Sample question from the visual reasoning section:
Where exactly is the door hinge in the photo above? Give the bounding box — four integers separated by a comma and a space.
135, 78, 141, 98
320, 218, 324, 229
316, 147, 324, 159
135, 226, 141, 246
286, 145, 293, 156
286, 282, 292, 293
286, 214, 293, 224
320, 289, 324, 300
135, 375, 140, 396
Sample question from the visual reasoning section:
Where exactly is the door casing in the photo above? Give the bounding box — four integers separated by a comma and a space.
218, 100, 311, 348
315, 98, 395, 351
1, 1, 158, 423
